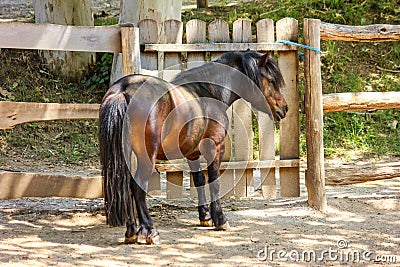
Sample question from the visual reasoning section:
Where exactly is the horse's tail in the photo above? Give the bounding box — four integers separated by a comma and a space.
99, 85, 135, 227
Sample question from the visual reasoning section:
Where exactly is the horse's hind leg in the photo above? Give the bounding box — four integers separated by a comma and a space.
206, 143, 229, 230
188, 159, 212, 227
131, 163, 160, 245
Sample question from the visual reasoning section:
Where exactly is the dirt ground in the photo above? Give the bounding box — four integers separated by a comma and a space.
1, 173, 399, 267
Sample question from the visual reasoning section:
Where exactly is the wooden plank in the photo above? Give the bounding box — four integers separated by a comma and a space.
208, 19, 230, 61
323, 92, 400, 113
162, 19, 183, 81
121, 26, 141, 76
166, 171, 184, 199
186, 19, 206, 69
0, 171, 102, 200
304, 19, 327, 212
325, 162, 400, 186
0, 22, 121, 53
232, 19, 254, 198
207, 19, 234, 198
148, 172, 161, 196
256, 19, 277, 199
0, 102, 99, 130
155, 159, 300, 172
138, 19, 158, 77
320, 22, 400, 42
143, 43, 297, 52
276, 18, 300, 198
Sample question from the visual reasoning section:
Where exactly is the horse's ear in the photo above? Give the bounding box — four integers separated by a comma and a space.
257, 53, 270, 66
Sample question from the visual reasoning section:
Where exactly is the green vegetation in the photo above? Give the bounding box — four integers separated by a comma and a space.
0, 0, 399, 168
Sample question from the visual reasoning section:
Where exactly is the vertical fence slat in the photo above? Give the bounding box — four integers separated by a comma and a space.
138, 19, 158, 77
276, 18, 300, 198
166, 171, 184, 199
186, 19, 206, 69
304, 19, 327, 211
163, 20, 184, 198
208, 19, 233, 198
162, 19, 183, 81
232, 19, 254, 198
208, 19, 230, 60
256, 19, 277, 199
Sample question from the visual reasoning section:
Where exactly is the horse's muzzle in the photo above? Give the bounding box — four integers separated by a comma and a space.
275, 104, 288, 121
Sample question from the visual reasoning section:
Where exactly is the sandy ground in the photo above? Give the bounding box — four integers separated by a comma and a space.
1, 174, 399, 266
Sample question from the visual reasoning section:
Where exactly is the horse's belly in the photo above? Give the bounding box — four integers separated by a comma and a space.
158, 119, 205, 160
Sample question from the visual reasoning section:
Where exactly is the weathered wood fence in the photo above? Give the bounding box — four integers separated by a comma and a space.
1, 19, 399, 209
0, 18, 301, 200
303, 19, 400, 211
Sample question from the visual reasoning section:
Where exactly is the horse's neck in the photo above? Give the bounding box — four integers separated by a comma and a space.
173, 62, 240, 107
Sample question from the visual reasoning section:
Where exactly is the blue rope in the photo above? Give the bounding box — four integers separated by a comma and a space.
276, 40, 322, 54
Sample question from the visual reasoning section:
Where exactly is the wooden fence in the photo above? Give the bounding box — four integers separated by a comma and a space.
303, 19, 400, 211
0, 18, 301, 200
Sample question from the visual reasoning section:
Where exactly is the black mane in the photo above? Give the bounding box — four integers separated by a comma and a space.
218, 51, 285, 91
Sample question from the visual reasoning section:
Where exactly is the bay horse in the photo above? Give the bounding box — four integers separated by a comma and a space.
99, 51, 288, 245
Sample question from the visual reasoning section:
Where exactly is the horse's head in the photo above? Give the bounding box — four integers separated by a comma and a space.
254, 52, 288, 122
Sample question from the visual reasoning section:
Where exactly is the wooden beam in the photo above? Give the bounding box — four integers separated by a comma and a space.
0, 171, 102, 199
325, 162, 400, 186
323, 92, 400, 113
320, 22, 400, 42
304, 19, 327, 212
144, 42, 297, 52
121, 26, 141, 76
155, 159, 300, 172
0, 102, 99, 129
0, 22, 122, 53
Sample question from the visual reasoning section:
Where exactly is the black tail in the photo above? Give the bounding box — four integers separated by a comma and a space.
99, 88, 134, 227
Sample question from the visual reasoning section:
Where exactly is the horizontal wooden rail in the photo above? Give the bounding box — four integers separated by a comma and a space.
2, 90, 399, 129
323, 92, 400, 113
325, 162, 400, 186
155, 159, 300, 172
0, 22, 122, 52
0, 101, 99, 129
320, 22, 400, 42
0, 171, 103, 199
143, 43, 298, 52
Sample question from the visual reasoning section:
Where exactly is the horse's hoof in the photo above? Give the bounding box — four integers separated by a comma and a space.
215, 221, 230, 231
200, 219, 213, 227
124, 234, 138, 244
137, 228, 160, 245
147, 234, 160, 245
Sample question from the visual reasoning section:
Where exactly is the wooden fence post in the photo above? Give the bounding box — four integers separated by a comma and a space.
232, 19, 254, 198
304, 19, 327, 212
121, 25, 141, 76
276, 18, 300, 198
256, 18, 277, 199
208, 19, 234, 198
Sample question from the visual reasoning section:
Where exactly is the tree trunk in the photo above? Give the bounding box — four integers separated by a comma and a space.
34, 0, 94, 80
110, 0, 182, 83
197, 0, 209, 8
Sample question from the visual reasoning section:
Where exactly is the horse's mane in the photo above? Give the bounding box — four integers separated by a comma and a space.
171, 51, 285, 103
218, 51, 285, 90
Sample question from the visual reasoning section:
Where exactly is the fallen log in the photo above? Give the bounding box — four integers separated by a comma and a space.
325, 162, 400, 186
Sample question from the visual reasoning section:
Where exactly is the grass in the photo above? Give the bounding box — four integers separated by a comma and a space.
0, 0, 399, 169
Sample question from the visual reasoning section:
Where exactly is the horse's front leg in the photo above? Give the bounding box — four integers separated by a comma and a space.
188, 159, 212, 227
130, 164, 160, 245
207, 143, 229, 230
